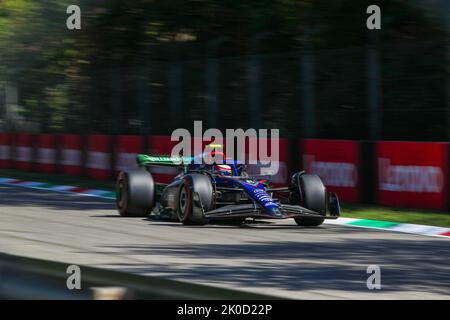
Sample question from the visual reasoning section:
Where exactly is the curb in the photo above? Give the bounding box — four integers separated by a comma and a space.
325, 217, 450, 238
1, 177, 449, 239
0, 177, 115, 200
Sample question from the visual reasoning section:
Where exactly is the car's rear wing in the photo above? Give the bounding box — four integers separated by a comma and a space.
136, 154, 192, 167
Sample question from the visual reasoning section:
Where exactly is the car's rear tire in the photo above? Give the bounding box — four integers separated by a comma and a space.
291, 173, 326, 227
177, 173, 213, 225
116, 169, 155, 217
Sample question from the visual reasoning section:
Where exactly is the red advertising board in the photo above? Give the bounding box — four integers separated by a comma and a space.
301, 139, 360, 203
377, 141, 448, 210
61, 135, 83, 176
238, 137, 290, 186
0, 133, 11, 169
14, 133, 34, 171
86, 135, 111, 180
36, 134, 56, 173
115, 136, 144, 174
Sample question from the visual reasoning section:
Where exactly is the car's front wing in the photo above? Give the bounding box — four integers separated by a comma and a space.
203, 203, 339, 220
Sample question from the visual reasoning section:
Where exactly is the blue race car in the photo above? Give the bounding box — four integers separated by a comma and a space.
116, 151, 340, 226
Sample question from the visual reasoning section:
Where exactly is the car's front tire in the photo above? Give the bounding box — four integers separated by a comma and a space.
116, 169, 155, 217
290, 173, 326, 226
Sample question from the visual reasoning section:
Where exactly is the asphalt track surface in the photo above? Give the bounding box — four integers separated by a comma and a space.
1, 185, 449, 299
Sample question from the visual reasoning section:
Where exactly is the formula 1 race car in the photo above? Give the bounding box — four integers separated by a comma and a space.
115, 151, 340, 226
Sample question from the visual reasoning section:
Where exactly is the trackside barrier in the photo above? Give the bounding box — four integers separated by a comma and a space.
147, 135, 181, 184
36, 134, 57, 173
115, 135, 144, 175
300, 139, 360, 203
376, 141, 449, 210
240, 137, 290, 187
86, 135, 112, 180
60, 134, 83, 176
147, 135, 291, 186
359, 141, 376, 204
0, 252, 274, 300
1, 133, 450, 211
14, 133, 34, 171
0, 133, 11, 169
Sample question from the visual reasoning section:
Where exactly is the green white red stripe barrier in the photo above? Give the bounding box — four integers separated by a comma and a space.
1, 176, 449, 238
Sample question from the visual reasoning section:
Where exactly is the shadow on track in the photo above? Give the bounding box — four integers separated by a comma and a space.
0, 185, 115, 211
97, 236, 450, 295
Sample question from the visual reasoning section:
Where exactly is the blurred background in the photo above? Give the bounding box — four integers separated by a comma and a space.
1, 1, 450, 301
0, 0, 449, 140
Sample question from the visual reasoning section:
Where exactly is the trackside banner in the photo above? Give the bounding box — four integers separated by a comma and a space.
86, 135, 112, 180
148, 135, 182, 184
241, 137, 290, 186
14, 133, 34, 171
115, 136, 143, 173
148, 136, 290, 186
61, 135, 83, 176
36, 134, 56, 173
301, 139, 360, 203
376, 141, 448, 210
0, 133, 11, 169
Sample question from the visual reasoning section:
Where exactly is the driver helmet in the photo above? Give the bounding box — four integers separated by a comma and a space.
214, 164, 232, 176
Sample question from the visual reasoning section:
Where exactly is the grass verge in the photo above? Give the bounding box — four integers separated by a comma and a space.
342, 205, 450, 228
1, 169, 449, 227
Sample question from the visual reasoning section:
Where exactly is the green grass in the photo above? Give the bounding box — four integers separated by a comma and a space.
2, 169, 450, 228
341, 204, 450, 228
